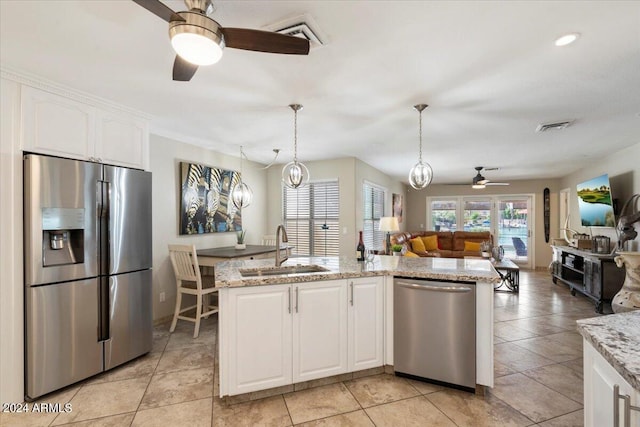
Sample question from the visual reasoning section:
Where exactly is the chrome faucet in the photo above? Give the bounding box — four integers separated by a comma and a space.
275, 224, 289, 267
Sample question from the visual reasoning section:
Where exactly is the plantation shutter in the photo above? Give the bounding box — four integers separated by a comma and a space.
363, 182, 385, 251
283, 180, 339, 256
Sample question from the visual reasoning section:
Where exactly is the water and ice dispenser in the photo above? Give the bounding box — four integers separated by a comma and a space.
41, 207, 85, 267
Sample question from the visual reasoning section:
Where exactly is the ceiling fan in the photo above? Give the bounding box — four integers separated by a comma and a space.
471, 166, 510, 189
132, 0, 310, 81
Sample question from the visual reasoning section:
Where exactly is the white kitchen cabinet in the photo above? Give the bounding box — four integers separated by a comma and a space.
95, 109, 148, 170
347, 277, 384, 372
226, 284, 293, 396
293, 280, 348, 382
584, 339, 639, 427
21, 85, 148, 170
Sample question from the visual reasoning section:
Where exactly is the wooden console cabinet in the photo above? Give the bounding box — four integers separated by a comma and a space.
551, 245, 625, 313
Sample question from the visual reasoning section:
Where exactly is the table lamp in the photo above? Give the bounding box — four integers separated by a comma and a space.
379, 217, 400, 254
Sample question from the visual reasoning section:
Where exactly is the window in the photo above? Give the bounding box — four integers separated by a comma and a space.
363, 182, 386, 251
430, 199, 457, 231
283, 180, 339, 257
463, 199, 491, 232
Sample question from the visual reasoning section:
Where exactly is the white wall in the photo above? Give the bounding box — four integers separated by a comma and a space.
150, 134, 268, 321
560, 142, 640, 246
266, 157, 406, 257
0, 78, 24, 404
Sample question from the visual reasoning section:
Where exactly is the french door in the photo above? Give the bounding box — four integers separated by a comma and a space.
496, 196, 532, 268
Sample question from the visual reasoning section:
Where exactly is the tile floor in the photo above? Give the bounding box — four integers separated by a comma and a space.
2, 270, 603, 426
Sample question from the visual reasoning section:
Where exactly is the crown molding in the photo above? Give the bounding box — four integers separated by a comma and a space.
0, 66, 151, 120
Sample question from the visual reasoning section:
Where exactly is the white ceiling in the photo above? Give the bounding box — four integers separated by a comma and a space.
1, 1, 639, 185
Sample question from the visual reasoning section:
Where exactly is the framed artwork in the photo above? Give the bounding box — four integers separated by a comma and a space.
179, 161, 242, 235
392, 193, 403, 223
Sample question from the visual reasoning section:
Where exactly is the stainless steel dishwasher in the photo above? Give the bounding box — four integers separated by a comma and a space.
394, 277, 476, 392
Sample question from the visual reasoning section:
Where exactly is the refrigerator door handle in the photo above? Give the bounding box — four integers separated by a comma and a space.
98, 180, 110, 275
98, 276, 110, 342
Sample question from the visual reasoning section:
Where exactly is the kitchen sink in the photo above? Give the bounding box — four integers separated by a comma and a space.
239, 264, 330, 277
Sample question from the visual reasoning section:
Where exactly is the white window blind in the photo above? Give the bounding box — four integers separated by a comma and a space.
283, 180, 340, 256
363, 182, 385, 251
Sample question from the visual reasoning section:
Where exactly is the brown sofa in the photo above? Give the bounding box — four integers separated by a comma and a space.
390, 231, 493, 258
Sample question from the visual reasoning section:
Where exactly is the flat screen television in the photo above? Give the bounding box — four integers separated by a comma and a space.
577, 174, 616, 227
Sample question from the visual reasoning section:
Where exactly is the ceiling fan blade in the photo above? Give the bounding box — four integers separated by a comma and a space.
485, 182, 510, 186
132, 0, 184, 23
221, 28, 310, 55
173, 55, 199, 81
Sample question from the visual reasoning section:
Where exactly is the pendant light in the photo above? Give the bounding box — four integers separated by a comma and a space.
408, 104, 433, 190
282, 104, 310, 189
231, 145, 253, 209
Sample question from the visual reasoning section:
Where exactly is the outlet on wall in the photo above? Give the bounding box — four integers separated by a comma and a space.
159, 292, 166, 302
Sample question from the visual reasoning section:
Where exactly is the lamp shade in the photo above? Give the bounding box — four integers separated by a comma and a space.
379, 217, 400, 232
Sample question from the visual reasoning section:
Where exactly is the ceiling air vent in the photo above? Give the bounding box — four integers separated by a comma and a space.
535, 120, 573, 132
269, 14, 326, 47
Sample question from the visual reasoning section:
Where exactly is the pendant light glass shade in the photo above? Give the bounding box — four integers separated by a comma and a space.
231, 146, 252, 209
408, 104, 433, 190
282, 104, 310, 189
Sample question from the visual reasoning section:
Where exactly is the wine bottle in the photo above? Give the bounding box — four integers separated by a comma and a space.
357, 230, 365, 261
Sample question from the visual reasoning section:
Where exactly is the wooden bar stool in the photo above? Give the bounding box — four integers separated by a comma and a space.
168, 244, 218, 338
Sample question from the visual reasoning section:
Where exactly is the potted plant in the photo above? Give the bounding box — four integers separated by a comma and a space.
391, 244, 403, 256
235, 230, 246, 250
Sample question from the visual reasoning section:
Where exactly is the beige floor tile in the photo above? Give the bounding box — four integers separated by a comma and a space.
212, 395, 291, 426
537, 409, 584, 426
545, 331, 585, 348
132, 398, 212, 427
364, 396, 456, 427
513, 337, 582, 363
494, 322, 539, 341
54, 412, 135, 426
293, 373, 353, 391
155, 344, 215, 374
523, 364, 584, 404
426, 389, 533, 427
500, 318, 567, 336
139, 367, 213, 410
494, 342, 555, 372
494, 361, 519, 378
296, 410, 374, 427
51, 377, 149, 425
490, 373, 582, 423
165, 327, 216, 351
0, 386, 80, 427
283, 383, 360, 425
89, 353, 161, 384
344, 374, 420, 408
560, 358, 583, 375
404, 378, 445, 395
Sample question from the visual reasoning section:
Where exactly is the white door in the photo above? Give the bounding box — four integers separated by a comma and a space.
227, 284, 293, 395
348, 277, 384, 372
496, 196, 532, 268
293, 280, 348, 382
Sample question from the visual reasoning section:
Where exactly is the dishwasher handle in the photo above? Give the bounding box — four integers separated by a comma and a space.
398, 282, 472, 293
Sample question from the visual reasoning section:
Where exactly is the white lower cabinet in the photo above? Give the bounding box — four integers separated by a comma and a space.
222, 277, 384, 396
348, 277, 384, 372
293, 280, 348, 382
584, 339, 639, 427
226, 284, 293, 395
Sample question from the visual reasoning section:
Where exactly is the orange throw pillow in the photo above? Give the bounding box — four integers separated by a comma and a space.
464, 241, 481, 251
410, 237, 425, 253
421, 235, 439, 251
404, 251, 420, 257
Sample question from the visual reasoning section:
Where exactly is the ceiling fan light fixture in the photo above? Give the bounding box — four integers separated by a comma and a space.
472, 183, 486, 189
408, 104, 433, 190
169, 12, 225, 65
554, 32, 580, 47
282, 104, 310, 189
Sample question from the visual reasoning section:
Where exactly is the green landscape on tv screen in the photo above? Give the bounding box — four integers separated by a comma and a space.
577, 174, 615, 227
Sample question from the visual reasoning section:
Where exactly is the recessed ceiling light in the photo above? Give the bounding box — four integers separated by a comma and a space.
555, 33, 580, 47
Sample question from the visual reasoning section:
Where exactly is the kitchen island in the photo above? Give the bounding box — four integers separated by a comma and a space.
215, 256, 500, 397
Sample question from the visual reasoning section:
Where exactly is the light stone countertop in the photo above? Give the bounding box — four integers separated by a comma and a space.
213, 255, 501, 288
577, 311, 640, 391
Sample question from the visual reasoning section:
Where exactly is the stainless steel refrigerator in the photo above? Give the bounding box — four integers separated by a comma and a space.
24, 153, 152, 400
